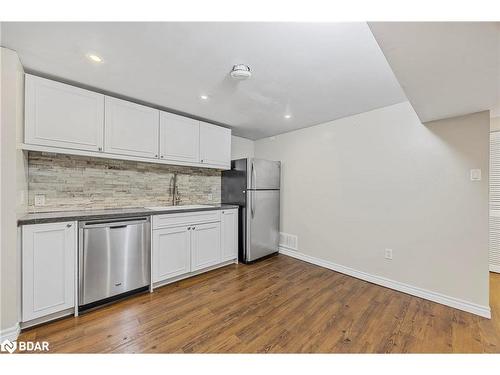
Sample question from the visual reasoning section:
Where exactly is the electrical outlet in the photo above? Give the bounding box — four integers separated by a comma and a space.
384, 248, 393, 260
34, 194, 45, 207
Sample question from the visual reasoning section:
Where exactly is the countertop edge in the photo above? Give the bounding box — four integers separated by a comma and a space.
17, 205, 240, 226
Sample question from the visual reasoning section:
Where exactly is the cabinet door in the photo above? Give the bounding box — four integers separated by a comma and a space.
191, 222, 221, 271
152, 226, 191, 282
160, 112, 200, 163
104, 96, 160, 158
22, 221, 76, 322
221, 209, 238, 262
25, 74, 104, 152
199, 122, 231, 168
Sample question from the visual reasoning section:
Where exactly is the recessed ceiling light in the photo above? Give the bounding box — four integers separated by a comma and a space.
87, 54, 102, 63
284, 114, 292, 119
200, 95, 209, 100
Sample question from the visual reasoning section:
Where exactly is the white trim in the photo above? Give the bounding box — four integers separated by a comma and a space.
20, 308, 74, 329
20, 143, 229, 170
490, 264, 500, 273
0, 323, 20, 341
279, 247, 491, 319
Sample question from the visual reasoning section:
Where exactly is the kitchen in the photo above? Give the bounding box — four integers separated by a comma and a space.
1, 16, 500, 364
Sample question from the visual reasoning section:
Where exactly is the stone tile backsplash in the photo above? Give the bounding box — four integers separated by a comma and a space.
28, 152, 221, 212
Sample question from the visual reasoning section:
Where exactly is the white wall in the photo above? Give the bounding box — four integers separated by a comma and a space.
231, 135, 254, 159
255, 102, 489, 313
491, 105, 500, 131
0, 47, 26, 339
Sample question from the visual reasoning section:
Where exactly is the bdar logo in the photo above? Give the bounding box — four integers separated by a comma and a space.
1, 339, 17, 353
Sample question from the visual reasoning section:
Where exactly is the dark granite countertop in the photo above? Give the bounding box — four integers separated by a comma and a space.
17, 204, 239, 225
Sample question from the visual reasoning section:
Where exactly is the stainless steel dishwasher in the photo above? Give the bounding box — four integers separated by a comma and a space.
79, 217, 151, 310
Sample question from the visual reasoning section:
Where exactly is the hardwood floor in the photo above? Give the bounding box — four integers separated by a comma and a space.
18, 254, 500, 353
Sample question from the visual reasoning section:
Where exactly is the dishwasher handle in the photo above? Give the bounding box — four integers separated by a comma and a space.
109, 225, 128, 229
80, 217, 149, 229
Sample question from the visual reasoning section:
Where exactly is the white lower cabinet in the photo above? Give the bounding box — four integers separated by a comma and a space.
151, 209, 237, 285
221, 209, 238, 262
22, 221, 76, 322
191, 222, 221, 271
20, 210, 238, 325
153, 225, 191, 282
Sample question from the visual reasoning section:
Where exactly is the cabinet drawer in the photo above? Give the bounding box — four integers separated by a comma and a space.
152, 210, 221, 229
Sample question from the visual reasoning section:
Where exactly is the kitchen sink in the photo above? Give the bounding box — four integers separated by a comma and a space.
145, 204, 214, 211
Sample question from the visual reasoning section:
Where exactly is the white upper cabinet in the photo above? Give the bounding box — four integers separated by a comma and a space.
24, 75, 231, 169
200, 122, 231, 168
159, 111, 200, 163
25, 74, 104, 152
104, 96, 160, 159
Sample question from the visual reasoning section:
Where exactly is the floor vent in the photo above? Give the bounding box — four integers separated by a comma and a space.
279, 232, 298, 251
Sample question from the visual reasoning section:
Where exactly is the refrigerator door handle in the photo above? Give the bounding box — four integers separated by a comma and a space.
251, 160, 256, 189
251, 191, 255, 218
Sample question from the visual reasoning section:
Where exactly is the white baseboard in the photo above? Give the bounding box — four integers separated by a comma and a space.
0, 323, 20, 341
279, 247, 491, 319
490, 264, 500, 273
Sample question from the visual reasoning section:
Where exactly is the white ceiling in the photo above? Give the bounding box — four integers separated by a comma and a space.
1, 22, 406, 139
369, 22, 500, 123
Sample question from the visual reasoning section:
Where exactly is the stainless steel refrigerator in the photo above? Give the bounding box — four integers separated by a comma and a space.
222, 158, 281, 263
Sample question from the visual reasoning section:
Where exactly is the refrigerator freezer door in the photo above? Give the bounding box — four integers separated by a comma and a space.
248, 158, 281, 190
246, 190, 280, 262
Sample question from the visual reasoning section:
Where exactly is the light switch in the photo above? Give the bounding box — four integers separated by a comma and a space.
470, 169, 482, 181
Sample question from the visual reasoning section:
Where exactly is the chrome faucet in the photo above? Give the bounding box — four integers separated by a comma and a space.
170, 173, 181, 206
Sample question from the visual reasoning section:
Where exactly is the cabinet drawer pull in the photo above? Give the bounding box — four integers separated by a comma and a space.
66, 224, 72, 228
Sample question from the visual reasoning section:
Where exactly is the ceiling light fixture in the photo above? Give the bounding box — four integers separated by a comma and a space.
200, 95, 209, 100
230, 64, 251, 80
284, 114, 292, 119
87, 53, 102, 63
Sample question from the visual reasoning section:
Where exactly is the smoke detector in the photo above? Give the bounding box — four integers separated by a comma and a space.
230, 64, 251, 80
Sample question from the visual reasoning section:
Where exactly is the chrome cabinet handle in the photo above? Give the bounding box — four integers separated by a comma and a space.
187, 227, 191, 230
160, 155, 164, 159
155, 154, 158, 158
98, 147, 102, 151
66, 224, 72, 228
